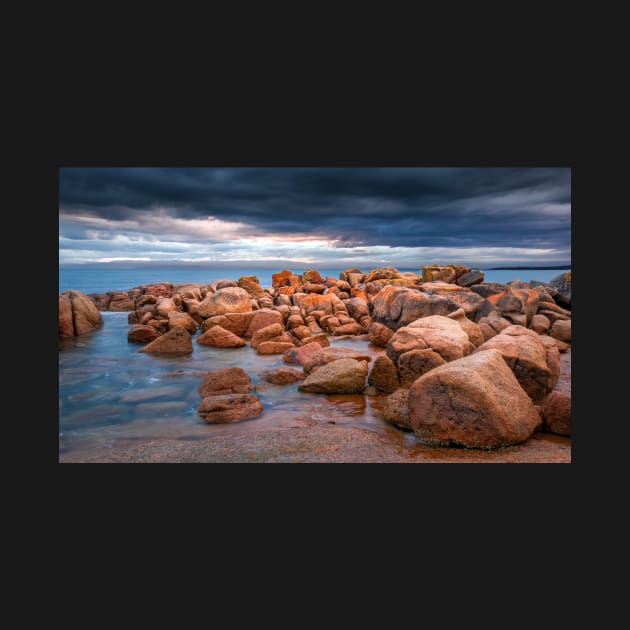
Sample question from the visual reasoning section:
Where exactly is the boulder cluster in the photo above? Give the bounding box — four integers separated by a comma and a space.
59, 265, 571, 447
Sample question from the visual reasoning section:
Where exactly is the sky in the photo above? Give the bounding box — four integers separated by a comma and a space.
59, 167, 571, 269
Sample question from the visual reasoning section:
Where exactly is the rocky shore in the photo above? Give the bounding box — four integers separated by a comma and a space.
59, 264, 571, 458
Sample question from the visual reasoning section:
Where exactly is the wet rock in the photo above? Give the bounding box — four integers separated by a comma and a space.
168, 311, 198, 334
333, 322, 363, 336
298, 358, 368, 394
196, 325, 246, 348
128, 324, 162, 344
139, 325, 193, 355
408, 349, 540, 448
257, 341, 295, 354
383, 389, 411, 430
198, 367, 253, 396
59, 290, 104, 339
259, 367, 305, 384
301, 347, 373, 374
198, 394, 264, 423
367, 355, 399, 393
119, 385, 183, 403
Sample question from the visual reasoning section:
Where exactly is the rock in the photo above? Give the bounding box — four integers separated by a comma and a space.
365, 267, 401, 283
421, 265, 458, 283
530, 314, 551, 335
305, 333, 329, 348
208, 279, 238, 291
344, 297, 370, 321
198, 394, 263, 423
368, 355, 400, 393
138, 325, 193, 355
272, 270, 295, 288
168, 311, 198, 334
478, 322, 497, 342
542, 391, 571, 436
303, 282, 326, 294
290, 325, 312, 341
476, 325, 557, 403
259, 367, 305, 384
257, 341, 295, 354
251, 322, 285, 350
504, 312, 527, 327
538, 336, 561, 392
408, 349, 541, 448
284, 341, 323, 366
340, 268, 363, 283
470, 283, 508, 298
397, 348, 447, 388
371, 286, 460, 330
387, 315, 470, 365
495, 289, 523, 314
128, 324, 162, 344
197, 287, 253, 318
245, 309, 284, 337
147, 318, 170, 334
59, 290, 104, 339
548, 272, 571, 307
88, 293, 111, 310
196, 325, 246, 348
347, 273, 366, 288
550, 319, 571, 343
108, 292, 135, 311
302, 269, 324, 285
201, 313, 249, 336
198, 367, 253, 396
456, 269, 484, 287
238, 275, 265, 298
368, 321, 394, 347
155, 297, 178, 318
383, 389, 411, 430
333, 322, 364, 336
301, 347, 373, 374
128, 311, 141, 325
298, 358, 368, 394
58, 293, 74, 339
447, 308, 484, 347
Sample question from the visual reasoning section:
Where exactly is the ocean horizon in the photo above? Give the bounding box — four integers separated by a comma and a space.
59, 265, 570, 294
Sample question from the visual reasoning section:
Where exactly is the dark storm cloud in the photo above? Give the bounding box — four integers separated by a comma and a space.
59, 167, 570, 250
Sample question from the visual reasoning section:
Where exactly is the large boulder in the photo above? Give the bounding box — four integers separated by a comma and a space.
198, 394, 263, 423
59, 290, 104, 339
197, 287, 253, 318
365, 267, 401, 283
138, 325, 193, 355
386, 315, 471, 365
155, 297, 178, 318
196, 325, 246, 348
408, 349, 541, 448
476, 325, 558, 403
251, 322, 285, 350
198, 367, 253, 397
298, 358, 368, 394
108, 291, 135, 311
371, 286, 460, 330
302, 269, 324, 285
238, 275, 265, 298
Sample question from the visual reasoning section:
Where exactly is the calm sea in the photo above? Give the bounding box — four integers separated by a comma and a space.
58, 266, 570, 294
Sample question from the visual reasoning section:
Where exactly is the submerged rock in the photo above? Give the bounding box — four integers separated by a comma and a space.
198, 367, 253, 396
198, 394, 263, 423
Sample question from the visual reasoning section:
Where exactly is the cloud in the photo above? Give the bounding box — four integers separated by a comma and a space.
59, 167, 570, 267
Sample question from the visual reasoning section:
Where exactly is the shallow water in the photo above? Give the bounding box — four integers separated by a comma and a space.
58, 313, 404, 459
